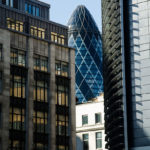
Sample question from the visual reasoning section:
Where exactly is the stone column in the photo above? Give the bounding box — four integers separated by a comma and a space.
26, 37, 34, 150
69, 48, 76, 150
0, 29, 10, 150
49, 43, 56, 150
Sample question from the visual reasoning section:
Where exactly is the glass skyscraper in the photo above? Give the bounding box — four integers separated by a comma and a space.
68, 5, 103, 102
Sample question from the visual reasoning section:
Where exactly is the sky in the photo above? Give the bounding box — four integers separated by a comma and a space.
40, 0, 102, 31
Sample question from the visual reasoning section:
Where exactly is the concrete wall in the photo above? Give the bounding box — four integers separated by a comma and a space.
129, 0, 150, 148
76, 96, 106, 150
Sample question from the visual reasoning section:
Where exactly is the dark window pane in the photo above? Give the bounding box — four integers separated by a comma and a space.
82, 115, 88, 125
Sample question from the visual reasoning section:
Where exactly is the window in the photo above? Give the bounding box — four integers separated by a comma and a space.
34, 142, 48, 150
10, 49, 26, 67
83, 134, 89, 150
56, 84, 69, 106
34, 80, 48, 102
0, 72, 2, 94
96, 132, 102, 149
0, 44, 2, 61
34, 55, 48, 72
2, 0, 18, 8
33, 111, 48, 133
57, 145, 68, 150
0, 105, 1, 128
7, 18, 23, 32
25, 3, 39, 17
10, 75, 26, 98
55, 61, 69, 77
31, 26, 45, 39
9, 107, 25, 130
9, 140, 25, 150
51, 32, 65, 45
56, 115, 68, 136
82, 115, 88, 126
95, 113, 101, 124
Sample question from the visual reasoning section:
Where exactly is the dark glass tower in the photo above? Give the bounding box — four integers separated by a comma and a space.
68, 5, 103, 102
102, 0, 150, 150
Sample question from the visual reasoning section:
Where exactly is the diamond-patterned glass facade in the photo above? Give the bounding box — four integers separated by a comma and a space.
68, 5, 103, 102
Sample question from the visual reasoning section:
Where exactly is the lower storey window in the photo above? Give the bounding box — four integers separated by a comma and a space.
34, 142, 48, 150
56, 115, 68, 136
9, 107, 25, 130
33, 111, 48, 133
9, 140, 25, 150
96, 132, 102, 149
83, 134, 89, 150
57, 145, 68, 150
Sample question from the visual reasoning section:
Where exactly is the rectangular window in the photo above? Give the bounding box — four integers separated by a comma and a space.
83, 134, 89, 150
33, 111, 48, 133
10, 49, 26, 67
36, 7, 39, 16
30, 26, 45, 39
56, 115, 69, 136
95, 113, 101, 124
34, 80, 48, 102
0, 44, 2, 61
57, 145, 68, 150
0, 72, 2, 94
51, 32, 65, 45
82, 115, 88, 126
34, 55, 48, 72
35, 142, 48, 150
9, 140, 25, 150
96, 132, 102, 149
55, 61, 69, 77
9, 107, 25, 130
56, 84, 69, 106
10, 75, 26, 98
7, 18, 23, 32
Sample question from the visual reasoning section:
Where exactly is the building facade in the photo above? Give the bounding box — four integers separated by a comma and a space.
68, 5, 103, 102
0, 1, 76, 150
76, 94, 106, 150
102, 0, 150, 150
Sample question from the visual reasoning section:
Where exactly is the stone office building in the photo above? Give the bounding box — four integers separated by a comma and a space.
0, 0, 76, 150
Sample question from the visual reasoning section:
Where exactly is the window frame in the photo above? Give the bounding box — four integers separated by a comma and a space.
83, 133, 89, 150
96, 132, 102, 149
95, 113, 101, 124
82, 115, 88, 126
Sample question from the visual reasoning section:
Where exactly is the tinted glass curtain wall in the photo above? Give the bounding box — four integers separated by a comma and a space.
68, 5, 103, 102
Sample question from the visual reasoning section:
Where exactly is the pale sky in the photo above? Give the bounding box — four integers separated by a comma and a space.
40, 0, 102, 31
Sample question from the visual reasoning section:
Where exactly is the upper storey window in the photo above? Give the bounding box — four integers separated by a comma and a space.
30, 26, 45, 39
2, 0, 18, 9
7, 18, 24, 32
51, 32, 65, 45
25, 3, 39, 17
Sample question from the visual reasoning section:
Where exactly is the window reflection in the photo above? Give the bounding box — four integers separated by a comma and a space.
55, 61, 69, 77
56, 115, 68, 136
25, 3, 39, 17
10, 75, 26, 98
9, 107, 25, 130
31, 26, 45, 39
10, 49, 26, 67
34, 55, 48, 72
34, 80, 48, 102
33, 111, 48, 133
7, 18, 23, 32
51, 32, 65, 45
56, 84, 68, 106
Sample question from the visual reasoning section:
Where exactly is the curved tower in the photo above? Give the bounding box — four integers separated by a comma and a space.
68, 5, 103, 102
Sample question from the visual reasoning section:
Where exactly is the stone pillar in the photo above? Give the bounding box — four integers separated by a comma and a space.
49, 43, 56, 150
69, 48, 76, 150
26, 37, 34, 150
0, 29, 10, 150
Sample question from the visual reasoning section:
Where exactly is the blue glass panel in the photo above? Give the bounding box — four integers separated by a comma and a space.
32, 6, 36, 16
36, 7, 39, 16
28, 4, 31, 14
25, 3, 28, 12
